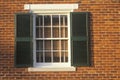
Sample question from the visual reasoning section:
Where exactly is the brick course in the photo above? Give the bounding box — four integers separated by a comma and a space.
0, 0, 120, 80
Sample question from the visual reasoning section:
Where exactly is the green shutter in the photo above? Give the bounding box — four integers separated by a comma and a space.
71, 12, 90, 66
15, 13, 33, 67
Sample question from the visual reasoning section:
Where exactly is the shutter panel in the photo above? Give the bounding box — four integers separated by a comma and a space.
15, 13, 33, 67
71, 12, 90, 66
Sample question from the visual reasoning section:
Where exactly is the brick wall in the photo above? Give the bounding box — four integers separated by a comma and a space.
0, 0, 120, 80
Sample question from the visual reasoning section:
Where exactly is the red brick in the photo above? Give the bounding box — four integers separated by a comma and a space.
0, 0, 120, 80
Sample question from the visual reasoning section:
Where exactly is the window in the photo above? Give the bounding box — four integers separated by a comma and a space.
34, 14, 70, 67
14, 4, 90, 71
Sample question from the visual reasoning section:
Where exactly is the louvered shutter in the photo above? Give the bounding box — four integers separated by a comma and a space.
71, 12, 90, 66
15, 13, 33, 67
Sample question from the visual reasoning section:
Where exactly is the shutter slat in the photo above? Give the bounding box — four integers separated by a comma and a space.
71, 12, 90, 66
15, 13, 33, 67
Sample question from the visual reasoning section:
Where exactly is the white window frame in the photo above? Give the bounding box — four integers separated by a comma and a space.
24, 4, 78, 71
33, 13, 71, 68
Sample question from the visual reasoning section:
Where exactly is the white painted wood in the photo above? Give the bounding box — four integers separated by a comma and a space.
33, 14, 36, 66
68, 13, 71, 64
34, 14, 70, 67
28, 67, 76, 71
35, 38, 68, 40
24, 4, 78, 10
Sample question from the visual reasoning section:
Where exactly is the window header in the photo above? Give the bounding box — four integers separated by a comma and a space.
24, 4, 78, 12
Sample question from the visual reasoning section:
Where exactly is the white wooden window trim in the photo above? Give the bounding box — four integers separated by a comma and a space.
28, 67, 76, 71
24, 4, 78, 10
24, 4, 78, 13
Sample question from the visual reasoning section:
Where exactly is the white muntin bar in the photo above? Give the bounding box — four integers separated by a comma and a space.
51, 15, 53, 62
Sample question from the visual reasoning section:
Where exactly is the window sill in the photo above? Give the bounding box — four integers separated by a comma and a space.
28, 67, 76, 72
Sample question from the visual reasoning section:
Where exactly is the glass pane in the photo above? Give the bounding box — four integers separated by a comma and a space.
53, 27, 59, 38
45, 52, 51, 62
36, 52, 43, 62
44, 15, 51, 26
36, 40, 43, 51
53, 40, 60, 50
44, 40, 51, 50
53, 52, 60, 62
61, 40, 68, 50
36, 16, 43, 26
36, 27, 43, 38
52, 15, 59, 26
61, 27, 68, 37
61, 52, 68, 62
60, 15, 67, 26
44, 27, 51, 38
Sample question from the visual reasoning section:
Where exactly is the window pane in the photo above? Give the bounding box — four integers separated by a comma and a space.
61, 27, 68, 37
44, 40, 51, 50
52, 15, 59, 26
36, 40, 43, 51
61, 40, 68, 50
36, 16, 43, 26
61, 52, 68, 62
53, 27, 59, 38
45, 52, 51, 62
44, 15, 51, 26
36, 52, 43, 62
36, 27, 43, 38
53, 40, 60, 50
60, 15, 67, 26
53, 52, 60, 62
44, 27, 51, 38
